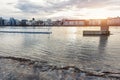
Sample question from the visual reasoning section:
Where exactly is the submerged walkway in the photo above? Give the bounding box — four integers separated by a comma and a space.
0, 31, 52, 34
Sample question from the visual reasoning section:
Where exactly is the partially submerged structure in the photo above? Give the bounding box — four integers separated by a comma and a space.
83, 19, 110, 36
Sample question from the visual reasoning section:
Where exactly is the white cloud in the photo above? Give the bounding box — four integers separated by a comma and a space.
0, 0, 120, 19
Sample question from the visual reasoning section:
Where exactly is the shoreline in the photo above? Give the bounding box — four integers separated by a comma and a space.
0, 25, 120, 27
0, 56, 120, 80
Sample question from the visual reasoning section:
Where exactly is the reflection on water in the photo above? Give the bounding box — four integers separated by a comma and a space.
98, 36, 108, 54
0, 26, 120, 71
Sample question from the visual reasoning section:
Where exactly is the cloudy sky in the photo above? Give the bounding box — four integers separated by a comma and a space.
0, 0, 120, 20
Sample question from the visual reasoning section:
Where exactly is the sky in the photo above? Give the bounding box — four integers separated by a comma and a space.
0, 0, 120, 20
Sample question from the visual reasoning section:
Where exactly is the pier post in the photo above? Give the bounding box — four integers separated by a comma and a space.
100, 19, 110, 35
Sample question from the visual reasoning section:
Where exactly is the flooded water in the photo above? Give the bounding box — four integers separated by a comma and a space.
0, 26, 120, 72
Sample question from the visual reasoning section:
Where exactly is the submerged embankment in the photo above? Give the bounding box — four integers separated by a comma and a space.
0, 56, 120, 80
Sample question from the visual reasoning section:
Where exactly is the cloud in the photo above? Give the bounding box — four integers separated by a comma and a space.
15, 0, 40, 13
15, 0, 74, 14
107, 6, 120, 11
5, 0, 120, 19
7, 3, 14, 5
15, 0, 120, 14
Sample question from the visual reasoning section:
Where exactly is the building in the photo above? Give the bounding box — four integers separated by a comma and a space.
9, 18, 16, 26
44, 19, 53, 26
4, 19, 10, 26
52, 20, 62, 26
15, 19, 21, 26
21, 19, 28, 26
62, 19, 85, 26
0, 17, 4, 26
88, 19, 101, 26
107, 17, 120, 26
26, 20, 32, 26
35, 20, 44, 26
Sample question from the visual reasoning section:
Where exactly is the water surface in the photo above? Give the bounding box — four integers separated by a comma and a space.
0, 26, 120, 71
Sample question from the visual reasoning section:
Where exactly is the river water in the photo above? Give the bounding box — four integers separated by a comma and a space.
0, 26, 120, 72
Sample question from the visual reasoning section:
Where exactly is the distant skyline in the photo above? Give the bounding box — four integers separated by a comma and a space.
0, 0, 120, 20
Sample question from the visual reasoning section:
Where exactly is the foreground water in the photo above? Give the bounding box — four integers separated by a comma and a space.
0, 26, 120, 79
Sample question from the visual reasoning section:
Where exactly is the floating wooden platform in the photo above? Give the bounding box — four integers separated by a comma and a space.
83, 31, 110, 36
